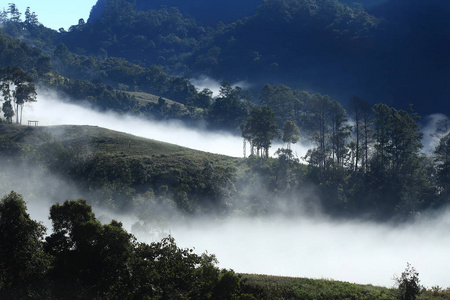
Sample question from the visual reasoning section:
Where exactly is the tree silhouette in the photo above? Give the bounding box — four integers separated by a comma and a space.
282, 120, 300, 151
396, 263, 421, 300
241, 106, 278, 158
0, 191, 50, 298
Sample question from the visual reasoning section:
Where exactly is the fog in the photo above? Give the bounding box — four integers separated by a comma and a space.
164, 214, 450, 289
421, 113, 449, 154
3, 90, 450, 290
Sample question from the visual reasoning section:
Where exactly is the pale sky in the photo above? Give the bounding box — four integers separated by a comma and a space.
2, 0, 97, 30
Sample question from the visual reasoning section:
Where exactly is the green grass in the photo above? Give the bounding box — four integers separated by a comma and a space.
239, 274, 448, 300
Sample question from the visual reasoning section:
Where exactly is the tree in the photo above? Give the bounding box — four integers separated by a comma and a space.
282, 120, 300, 151
372, 104, 423, 174
54, 43, 71, 61
360, 98, 373, 171
0, 191, 50, 297
369, 104, 425, 216
396, 263, 421, 300
208, 82, 251, 131
45, 199, 135, 298
193, 88, 213, 109
1, 100, 14, 123
24, 7, 39, 28
303, 93, 333, 168
372, 103, 393, 173
8, 3, 21, 22
349, 96, 371, 171
0, 67, 37, 124
0, 9, 7, 23
212, 269, 241, 300
434, 132, 450, 201
259, 84, 300, 127
329, 99, 351, 166
241, 106, 279, 158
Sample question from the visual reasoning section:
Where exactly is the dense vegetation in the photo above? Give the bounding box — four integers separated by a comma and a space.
2, 0, 450, 114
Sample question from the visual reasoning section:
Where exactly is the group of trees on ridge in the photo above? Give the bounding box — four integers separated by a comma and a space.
0, 66, 38, 124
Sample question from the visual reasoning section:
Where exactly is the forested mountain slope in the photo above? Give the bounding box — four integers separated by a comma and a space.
63, 0, 450, 114
2, 0, 449, 114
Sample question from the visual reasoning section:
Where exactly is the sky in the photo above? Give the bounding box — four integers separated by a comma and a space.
3, 0, 97, 30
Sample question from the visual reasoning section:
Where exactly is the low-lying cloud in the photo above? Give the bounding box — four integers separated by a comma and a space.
149, 213, 450, 289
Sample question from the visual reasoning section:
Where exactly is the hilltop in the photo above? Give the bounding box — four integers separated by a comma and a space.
0, 123, 246, 215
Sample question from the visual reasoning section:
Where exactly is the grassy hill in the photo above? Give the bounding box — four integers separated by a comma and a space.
0, 123, 238, 164
0, 123, 244, 214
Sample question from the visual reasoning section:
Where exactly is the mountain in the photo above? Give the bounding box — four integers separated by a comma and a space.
78, 0, 450, 115
2, 0, 450, 115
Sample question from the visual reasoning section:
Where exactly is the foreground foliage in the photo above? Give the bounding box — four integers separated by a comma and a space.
1, 192, 448, 299
0, 191, 238, 299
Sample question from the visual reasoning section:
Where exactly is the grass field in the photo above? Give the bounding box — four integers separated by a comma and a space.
239, 274, 450, 300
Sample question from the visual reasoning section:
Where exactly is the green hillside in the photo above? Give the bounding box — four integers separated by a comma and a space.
0, 123, 235, 162
0, 123, 245, 214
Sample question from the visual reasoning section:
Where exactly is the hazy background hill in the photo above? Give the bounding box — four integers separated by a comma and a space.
2, 0, 449, 122
65, 0, 450, 115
